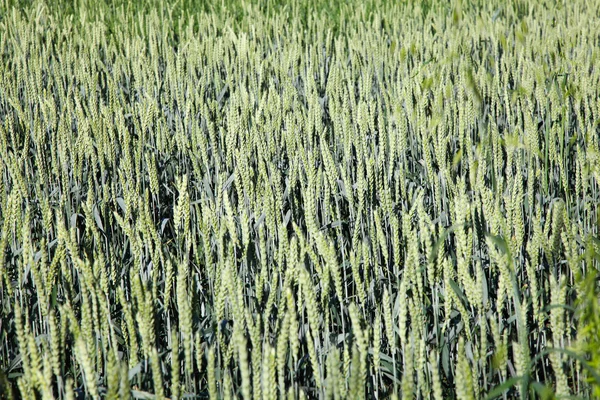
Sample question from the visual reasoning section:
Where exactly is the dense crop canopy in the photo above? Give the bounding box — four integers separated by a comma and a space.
0, 0, 599, 398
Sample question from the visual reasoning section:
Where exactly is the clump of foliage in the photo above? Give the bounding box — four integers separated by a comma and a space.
0, 0, 599, 399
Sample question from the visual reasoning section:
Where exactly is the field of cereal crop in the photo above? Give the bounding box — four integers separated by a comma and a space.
1, 0, 600, 398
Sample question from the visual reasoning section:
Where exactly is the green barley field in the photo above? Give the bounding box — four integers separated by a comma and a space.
1, 0, 599, 398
